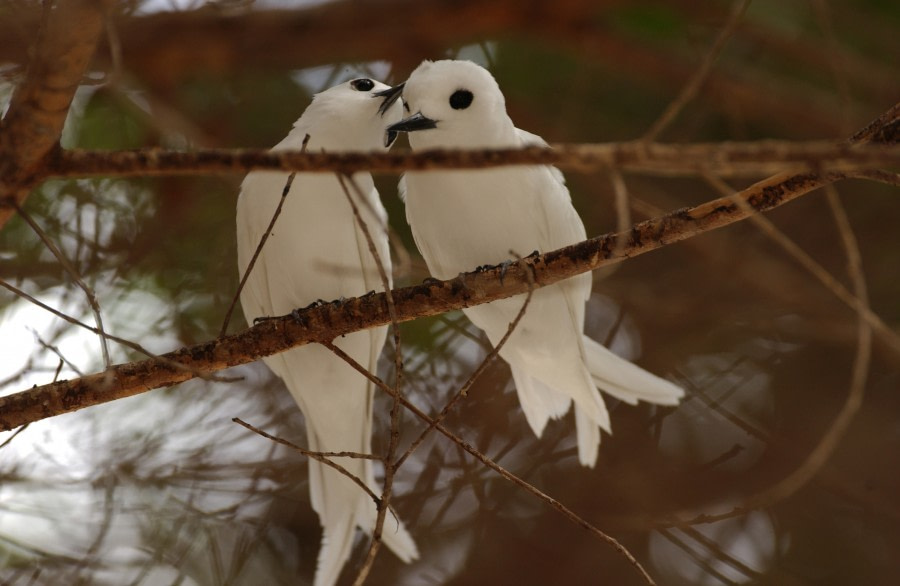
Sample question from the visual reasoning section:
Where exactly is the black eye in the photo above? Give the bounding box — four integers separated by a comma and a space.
403, 99, 410, 112
350, 78, 375, 92
449, 89, 473, 110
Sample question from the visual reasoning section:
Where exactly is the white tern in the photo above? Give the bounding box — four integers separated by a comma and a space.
236, 77, 417, 586
382, 60, 684, 467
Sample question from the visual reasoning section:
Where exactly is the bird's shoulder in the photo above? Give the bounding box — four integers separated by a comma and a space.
514, 127, 566, 188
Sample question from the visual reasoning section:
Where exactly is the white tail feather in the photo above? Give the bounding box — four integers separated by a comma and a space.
574, 406, 601, 467
583, 337, 684, 406
510, 364, 571, 437
309, 445, 419, 586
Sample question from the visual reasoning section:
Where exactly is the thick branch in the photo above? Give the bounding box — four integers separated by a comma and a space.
1, 99, 896, 432
47, 141, 900, 178
0, 167, 848, 431
3, 1, 883, 135
0, 0, 110, 229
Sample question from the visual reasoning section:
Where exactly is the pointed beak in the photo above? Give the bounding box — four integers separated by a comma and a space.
384, 128, 399, 148
387, 112, 438, 133
374, 83, 405, 117
383, 112, 438, 147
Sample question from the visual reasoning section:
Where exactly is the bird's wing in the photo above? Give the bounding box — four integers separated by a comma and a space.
515, 127, 592, 316
236, 170, 292, 324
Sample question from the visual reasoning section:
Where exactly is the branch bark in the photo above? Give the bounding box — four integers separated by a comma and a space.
46, 140, 900, 178
0, 0, 110, 229
0, 166, 871, 432
5, 1, 887, 135
0, 97, 896, 432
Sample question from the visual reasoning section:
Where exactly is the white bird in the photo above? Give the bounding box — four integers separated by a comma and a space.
382, 60, 684, 467
236, 77, 417, 586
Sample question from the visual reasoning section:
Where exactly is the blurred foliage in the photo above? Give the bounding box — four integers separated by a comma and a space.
1, 0, 900, 585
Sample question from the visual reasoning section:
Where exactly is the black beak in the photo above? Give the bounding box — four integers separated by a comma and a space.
374, 83, 405, 117
384, 129, 399, 149
387, 112, 438, 133
383, 112, 438, 147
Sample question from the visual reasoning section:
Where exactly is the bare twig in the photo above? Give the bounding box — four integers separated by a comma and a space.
596, 168, 633, 280
322, 341, 656, 585
0, 0, 111, 230
46, 140, 900, 178
0, 424, 30, 450
30, 328, 85, 377
747, 185, 871, 504
642, 0, 753, 141
233, 417, 381, 505
2, 101, 898, 430
707, 172, 892, 357
0, 278, 239, 384
394, 254, 535, 470
1, 159, 897, 432
811, 0, 853, 134
220, 134, 309, 337
13, 201, 111, 368
847, 169, 900, 187
335, 172, 401, 586
668, 176, 872, 527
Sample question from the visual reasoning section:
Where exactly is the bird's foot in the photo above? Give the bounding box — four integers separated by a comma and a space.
302, 298, 328, 310
498, 259, 515, 285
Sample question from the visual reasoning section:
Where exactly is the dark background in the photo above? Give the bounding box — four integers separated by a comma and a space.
1, 1, 899, 584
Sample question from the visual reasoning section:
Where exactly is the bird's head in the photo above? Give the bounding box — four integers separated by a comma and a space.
299, 77, 404, 151
381, 60, 516, 150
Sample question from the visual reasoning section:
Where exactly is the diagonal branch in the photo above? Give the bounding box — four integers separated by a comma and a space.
642, 0, 752, 141
0, 164, 885, 433
44, 140, 900, 178
0, 0, 111, 230
0, 101, 896, 433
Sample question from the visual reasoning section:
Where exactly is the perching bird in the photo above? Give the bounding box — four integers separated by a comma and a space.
236, 77, 417, 586
382, 60, 684, 467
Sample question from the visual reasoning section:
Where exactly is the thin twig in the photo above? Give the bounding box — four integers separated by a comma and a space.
657, 528, 744, 584
13, 201, 111, 369
323, 342, 656, 585
0, 424, 30, 450
30, 328, 85, 376
335, 172, 402, 586
749, 185, 871, 503
4, 97, 899, 431
669, 175, 872, 527
642, 0, 753, 141
0, 0, 109, 230
811, 0, 853, 135
0, 278, 239, 384
677, 524, 762, 580
846, 169, 900, 187
46, 140, 900, 178
103, 3, 123, 86
232, 418, 381, 505
596, 168, 633, 280
705, 172, 892, 357
394, 255, 535, 470
220, 134, 309, 337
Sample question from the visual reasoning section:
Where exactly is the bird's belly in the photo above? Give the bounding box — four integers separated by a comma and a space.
405, 169, 545, 279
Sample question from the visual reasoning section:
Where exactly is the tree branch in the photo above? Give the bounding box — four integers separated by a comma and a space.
46, 140, 900, 178
0, 167, 870, 431
1, 101, 896, 432
0, 0, 111, 230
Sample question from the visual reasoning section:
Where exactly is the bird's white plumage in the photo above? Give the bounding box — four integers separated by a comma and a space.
236, 78, 417, 586
394, 60, 684, 467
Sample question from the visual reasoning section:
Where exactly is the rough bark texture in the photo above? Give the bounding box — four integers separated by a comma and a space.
0, 0, 111, 229
0, 165, 861, 431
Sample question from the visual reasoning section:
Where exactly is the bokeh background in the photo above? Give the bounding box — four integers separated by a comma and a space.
1, 0, 899, 584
